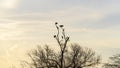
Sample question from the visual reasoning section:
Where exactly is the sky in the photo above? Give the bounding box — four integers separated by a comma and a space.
0, 0, 120, 68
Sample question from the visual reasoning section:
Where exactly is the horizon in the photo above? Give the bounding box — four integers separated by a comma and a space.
0, 0, 120, 68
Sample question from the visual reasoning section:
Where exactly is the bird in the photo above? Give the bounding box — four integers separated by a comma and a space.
55, 22, 58, 25
59, 25, 64, 27
54, 35, 56, 38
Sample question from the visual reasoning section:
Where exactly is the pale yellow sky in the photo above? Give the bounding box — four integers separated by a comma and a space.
0, 0, 120, 68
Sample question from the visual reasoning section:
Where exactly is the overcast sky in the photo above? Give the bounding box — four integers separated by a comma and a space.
0, 0, 120, 68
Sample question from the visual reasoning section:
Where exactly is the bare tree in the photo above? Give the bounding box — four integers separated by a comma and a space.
22, 22, 101, 68
65, 44, 101, 68
103, 54, 120, 68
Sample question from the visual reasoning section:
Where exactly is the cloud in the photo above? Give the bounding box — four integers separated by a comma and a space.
0, 22, 23, 40
2, 6, 104, 24
84, 13, 120, 29
0, 0, 20, 9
